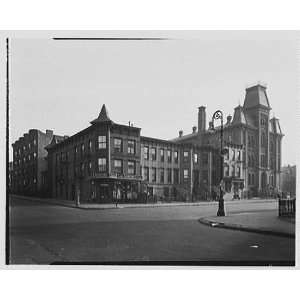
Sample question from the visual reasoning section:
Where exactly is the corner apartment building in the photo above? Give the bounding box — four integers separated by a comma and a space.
46, 105, 142, 203
11, 129, 65, 196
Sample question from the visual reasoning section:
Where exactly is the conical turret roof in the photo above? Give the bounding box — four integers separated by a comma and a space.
90, 104, 113, 125
232, 105, 247, 125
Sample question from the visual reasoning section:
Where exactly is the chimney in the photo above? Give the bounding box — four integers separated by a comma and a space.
179, 130, 183, 137
208, 121, 214, 130
46, 130, 53, 137
226, 115, 232, 125
198, 106, 206, 132
192, 126, 197, 133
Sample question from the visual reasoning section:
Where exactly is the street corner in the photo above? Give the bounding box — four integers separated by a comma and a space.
198, 213, 295, 239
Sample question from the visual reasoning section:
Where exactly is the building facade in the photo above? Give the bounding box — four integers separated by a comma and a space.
172, 84, 283, 198
11, 84, 283, 202
46, 105, 143, 203
11, 129, 65, 196
45, 104, 244, 203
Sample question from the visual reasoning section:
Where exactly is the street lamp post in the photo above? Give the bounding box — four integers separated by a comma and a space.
212, 110, 226, 217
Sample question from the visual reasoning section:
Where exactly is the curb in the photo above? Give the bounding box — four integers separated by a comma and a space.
10, 194, 277, 210
198, 217, 295, 239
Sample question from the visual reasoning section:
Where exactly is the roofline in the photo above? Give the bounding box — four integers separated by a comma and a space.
141, 136, 178, 146
46, 126, 93, 151
12, 128, 59, 146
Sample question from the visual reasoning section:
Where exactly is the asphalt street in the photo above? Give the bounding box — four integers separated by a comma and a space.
8, 196, 295, 265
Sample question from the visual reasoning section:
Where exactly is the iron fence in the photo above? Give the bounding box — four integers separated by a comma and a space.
278, 198, 296, 217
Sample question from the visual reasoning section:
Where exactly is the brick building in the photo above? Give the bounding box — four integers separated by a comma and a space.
11, 129, 65, 196
45, 104, 242, 203
11, 83, 283, 202
46, 105, 143, 203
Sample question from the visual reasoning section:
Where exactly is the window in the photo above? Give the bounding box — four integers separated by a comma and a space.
128, 161, 136, 175
202, 170, 208, 183
164, 187, 169, 197
160, 149, 164, 162
183, 151, 189, 163
237, 167, 241, 178
114, 138, 122, 153
23, 146, 26, 151
238, 151, 241, 161
98, 158, 106, 172
183, 169, 189, 180
33, 139, 37, 145
261, 154, 266, 168
28, 154, 31, 161
28, 143, 31, 149
152, 168, 156, 182
194, 153, 198, 163
144, 146, 149, 160
224, 164, 229, 177
74, 146, 78, 159
33, 152, 37, 159
144, 167, 149, 181
232, 149, 235, 161
151, 148, 157, 161
88, 140, 92, 151
160, 168, 164, 183
261, 133, 266, 147
128, 140, 135, 154
81, 143, 85, 155
174, 168, 179, 184
80, 162, 85, 175
167, 168, 172, 183
232, 167, 235, 177
174, 151, 178, 163
88, 161, 92, 175
114, 159, 123, 174
167, 150, 172, 163
248, 173, 251, 185
98, 135, 106, 149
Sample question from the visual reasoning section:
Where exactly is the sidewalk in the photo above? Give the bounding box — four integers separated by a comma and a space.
11, 194, 277, 210
199, 210, 295, 238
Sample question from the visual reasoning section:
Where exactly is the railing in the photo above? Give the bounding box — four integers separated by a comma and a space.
278, 198, 296, 217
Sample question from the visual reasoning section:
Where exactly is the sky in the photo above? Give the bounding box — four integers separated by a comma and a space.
9, 31, 298, 165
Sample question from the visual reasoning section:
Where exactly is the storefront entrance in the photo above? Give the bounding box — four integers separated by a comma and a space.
95, 184, 112, 203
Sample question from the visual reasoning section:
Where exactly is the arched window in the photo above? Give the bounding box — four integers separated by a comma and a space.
261, 132, 266, 147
